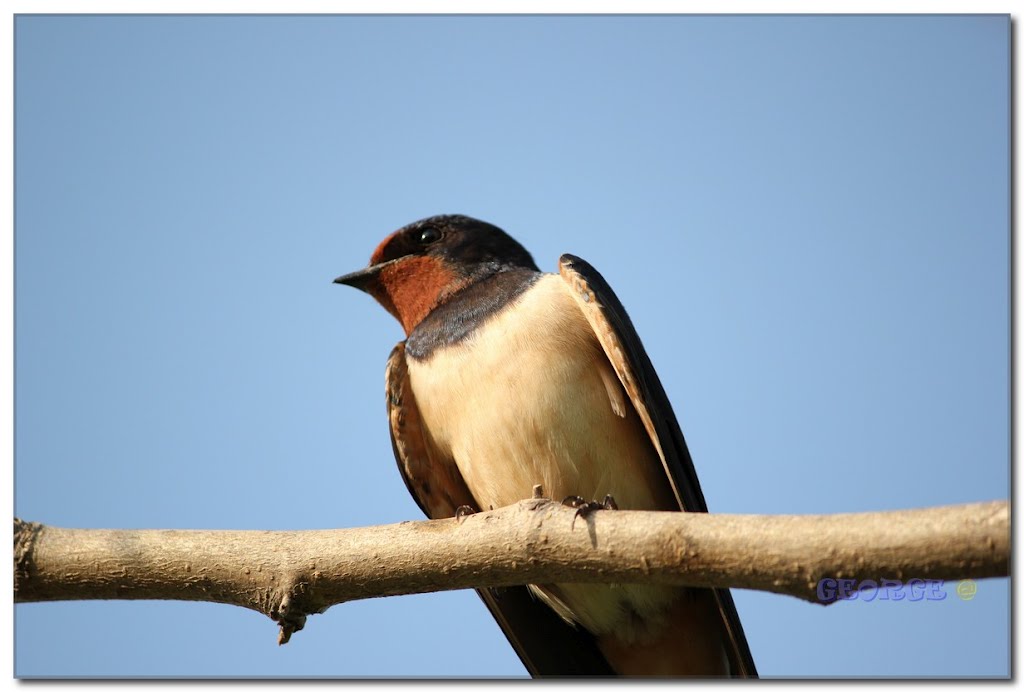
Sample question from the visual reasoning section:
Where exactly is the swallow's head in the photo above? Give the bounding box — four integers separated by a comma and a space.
335, 214, 539, 334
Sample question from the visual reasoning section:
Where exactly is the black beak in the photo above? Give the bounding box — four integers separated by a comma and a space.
333, 257, 403, 292
333, 265, 381, 292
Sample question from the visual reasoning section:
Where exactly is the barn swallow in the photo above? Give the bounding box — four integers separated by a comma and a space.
334, 214, 757, 677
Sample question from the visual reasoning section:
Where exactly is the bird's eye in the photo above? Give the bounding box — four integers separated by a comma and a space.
417, 228, 442, 245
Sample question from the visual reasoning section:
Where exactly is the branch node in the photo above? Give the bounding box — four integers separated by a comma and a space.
274, 594, 308, 646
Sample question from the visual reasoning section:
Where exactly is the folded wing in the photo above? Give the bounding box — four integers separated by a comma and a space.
558, 254, 757, 678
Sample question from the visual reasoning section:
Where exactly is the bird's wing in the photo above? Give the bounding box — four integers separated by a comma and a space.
384, 341, 615, 676
558, 254, 758, 678
385, 341, 475, 518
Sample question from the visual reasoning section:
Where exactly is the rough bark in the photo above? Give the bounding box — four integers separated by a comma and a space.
13, 497, 1009, 644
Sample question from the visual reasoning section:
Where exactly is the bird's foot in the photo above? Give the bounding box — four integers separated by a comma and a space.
562, 494, 618, 530
454, 505, 476, 523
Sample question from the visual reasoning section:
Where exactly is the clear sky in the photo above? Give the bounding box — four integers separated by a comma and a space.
14, 14, 1008, 677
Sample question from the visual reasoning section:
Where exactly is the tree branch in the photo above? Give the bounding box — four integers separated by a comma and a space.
14, 498, 1009, 644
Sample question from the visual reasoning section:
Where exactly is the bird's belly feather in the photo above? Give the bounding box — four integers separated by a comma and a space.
407, 274, 678, 638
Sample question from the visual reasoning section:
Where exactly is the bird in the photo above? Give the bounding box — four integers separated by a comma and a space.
334, 214, 756, 677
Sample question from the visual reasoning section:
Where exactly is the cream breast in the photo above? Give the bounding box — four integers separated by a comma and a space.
406, 273, 673, 512
406, 272, 679, 638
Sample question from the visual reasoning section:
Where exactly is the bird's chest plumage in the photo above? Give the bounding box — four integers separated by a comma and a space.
405, 274, 672, 515
405, 273, 679, 638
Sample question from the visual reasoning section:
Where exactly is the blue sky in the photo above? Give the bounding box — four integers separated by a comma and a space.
14, 14, 1008, 677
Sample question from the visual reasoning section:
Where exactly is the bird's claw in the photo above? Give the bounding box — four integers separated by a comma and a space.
454, 505, 476, 523
562, 495, 588, 509
562, 494, 619, 530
